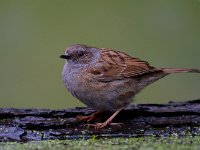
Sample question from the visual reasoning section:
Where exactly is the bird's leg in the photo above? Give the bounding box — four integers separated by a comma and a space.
88, 108, 123, 129
76, 111, 102, 122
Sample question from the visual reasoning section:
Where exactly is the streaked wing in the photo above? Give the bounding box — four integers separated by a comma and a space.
88, 48, 156, 82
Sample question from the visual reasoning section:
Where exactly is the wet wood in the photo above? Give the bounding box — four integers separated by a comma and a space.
0, 99, 200, 142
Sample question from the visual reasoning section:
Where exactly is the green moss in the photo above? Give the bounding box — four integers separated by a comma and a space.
1, 136, 200, 150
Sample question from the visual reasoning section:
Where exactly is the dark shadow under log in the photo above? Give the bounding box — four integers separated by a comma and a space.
0, 99, 200, 142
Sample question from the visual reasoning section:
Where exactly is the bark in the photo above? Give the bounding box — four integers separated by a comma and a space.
0, 99, 200, 142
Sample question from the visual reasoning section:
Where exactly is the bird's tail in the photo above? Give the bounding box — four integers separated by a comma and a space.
161, 68, 200, 74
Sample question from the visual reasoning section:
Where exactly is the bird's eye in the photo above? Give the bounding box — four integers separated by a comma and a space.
77, 51, 84, 57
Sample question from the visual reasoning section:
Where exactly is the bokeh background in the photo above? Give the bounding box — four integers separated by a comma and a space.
0, 0, 199, 109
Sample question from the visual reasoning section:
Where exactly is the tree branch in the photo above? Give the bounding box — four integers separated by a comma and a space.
0, 99, 200, 142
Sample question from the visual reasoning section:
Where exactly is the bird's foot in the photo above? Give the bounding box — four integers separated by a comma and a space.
87, 108, 124, 129
87, 122, 124, 129
76, 115, 95, 122
76, 111, 102, 122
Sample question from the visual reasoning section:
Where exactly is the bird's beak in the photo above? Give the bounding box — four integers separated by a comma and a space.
60, 54, 71, 59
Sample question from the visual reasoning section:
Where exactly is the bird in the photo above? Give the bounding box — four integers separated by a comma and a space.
60, 44, 200, 129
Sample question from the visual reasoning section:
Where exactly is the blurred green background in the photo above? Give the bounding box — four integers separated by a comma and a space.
0, 0, 199, 109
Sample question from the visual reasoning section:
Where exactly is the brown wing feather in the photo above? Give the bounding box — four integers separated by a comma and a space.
88, 48, 156, 81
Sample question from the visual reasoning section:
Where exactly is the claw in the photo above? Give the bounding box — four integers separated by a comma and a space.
87, 122, 106, 129
76, 115, 94, 121
76, 111, 102, 122
87, 122, 124, 129
87, 108, 124, 129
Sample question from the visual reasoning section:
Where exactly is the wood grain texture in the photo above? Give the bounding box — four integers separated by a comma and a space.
0, 99, 200, 142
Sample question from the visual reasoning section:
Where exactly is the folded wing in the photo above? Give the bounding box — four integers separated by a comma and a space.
88, 48, 157, 82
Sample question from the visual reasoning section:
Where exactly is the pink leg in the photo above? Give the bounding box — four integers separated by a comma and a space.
76, 111, 102, 121
88, 108, 123, 129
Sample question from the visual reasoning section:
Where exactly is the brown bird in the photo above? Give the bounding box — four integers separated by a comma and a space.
60, 44, 200, 129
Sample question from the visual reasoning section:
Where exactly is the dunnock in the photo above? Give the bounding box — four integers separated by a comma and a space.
60, 44, 200, 129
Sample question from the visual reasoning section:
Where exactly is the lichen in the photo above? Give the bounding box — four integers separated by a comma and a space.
1, 136, 200, 150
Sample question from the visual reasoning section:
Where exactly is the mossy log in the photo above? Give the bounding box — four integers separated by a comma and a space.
0, 99, 200, 142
